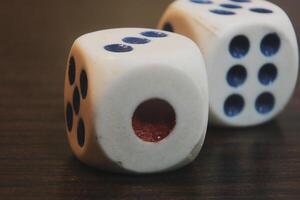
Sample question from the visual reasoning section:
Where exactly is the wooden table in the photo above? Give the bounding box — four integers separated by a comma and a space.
0, 0, 299, 199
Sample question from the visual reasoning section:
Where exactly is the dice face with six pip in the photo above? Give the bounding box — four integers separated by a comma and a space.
158, 0, 299, 127
64, 28, 209, 173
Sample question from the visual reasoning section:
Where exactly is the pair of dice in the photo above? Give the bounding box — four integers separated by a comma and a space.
64, 0, 298, 174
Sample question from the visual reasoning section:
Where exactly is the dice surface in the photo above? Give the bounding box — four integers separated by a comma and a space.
158, 0, 299, 127
64, 28, 209, 173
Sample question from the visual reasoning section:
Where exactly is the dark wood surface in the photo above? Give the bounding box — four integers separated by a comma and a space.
0, 0, 299, 199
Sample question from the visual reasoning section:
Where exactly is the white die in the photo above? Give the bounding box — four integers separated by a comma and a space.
158, 0, 299, 127
64, 28, 209, 173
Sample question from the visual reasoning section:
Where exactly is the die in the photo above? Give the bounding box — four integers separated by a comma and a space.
158, 0, 299, 127
64, 28, 209, 173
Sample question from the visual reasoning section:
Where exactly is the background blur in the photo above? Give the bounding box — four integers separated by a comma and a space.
0, 0, 299, 199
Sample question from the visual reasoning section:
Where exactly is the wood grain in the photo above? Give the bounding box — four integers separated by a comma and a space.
0, 0, 299, 199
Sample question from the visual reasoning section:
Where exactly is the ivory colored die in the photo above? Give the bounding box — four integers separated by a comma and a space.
64, 28, 209, 173
158, 0, 299, 127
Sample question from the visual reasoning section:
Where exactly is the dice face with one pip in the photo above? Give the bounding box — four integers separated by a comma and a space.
158, 0, 299, 127
64, 28, 209, 173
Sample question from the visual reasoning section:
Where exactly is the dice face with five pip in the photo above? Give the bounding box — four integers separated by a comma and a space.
64, 28, 209, 173
158, 0, 299, 127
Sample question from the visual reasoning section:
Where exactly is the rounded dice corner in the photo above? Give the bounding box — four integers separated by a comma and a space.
63, 28, 209, 174
158, 0, 299, 127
